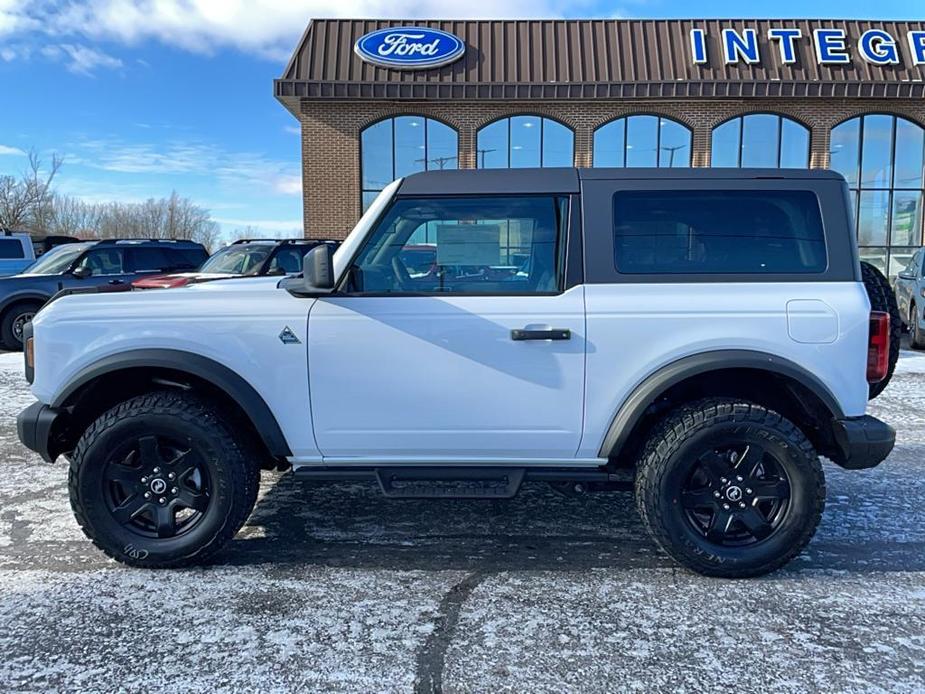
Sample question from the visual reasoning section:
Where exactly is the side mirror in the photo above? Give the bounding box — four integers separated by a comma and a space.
898, 271, 915, 281
71, 265, 92, 279
281, 244, 335, 296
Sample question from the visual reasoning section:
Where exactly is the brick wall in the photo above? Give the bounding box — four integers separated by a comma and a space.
299, 98, 925, 238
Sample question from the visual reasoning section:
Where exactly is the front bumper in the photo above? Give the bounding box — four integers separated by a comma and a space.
17, 402, 63, 463
831, 415, 895, 470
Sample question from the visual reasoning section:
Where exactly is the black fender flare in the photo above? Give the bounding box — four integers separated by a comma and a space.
52, 349, 292, 458
597, 349, 845, 459
0, 291, 52, 316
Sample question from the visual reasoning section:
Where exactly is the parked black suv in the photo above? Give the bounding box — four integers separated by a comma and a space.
0, 239, 207, 350
132, 238, 341, 289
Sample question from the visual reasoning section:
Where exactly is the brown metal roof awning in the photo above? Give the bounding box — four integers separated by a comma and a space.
275, 18, 925, 113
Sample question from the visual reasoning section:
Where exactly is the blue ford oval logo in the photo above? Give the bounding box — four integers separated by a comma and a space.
354, 27, 466, 70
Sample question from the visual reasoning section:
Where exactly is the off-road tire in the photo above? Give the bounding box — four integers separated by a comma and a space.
910, 303, 925, 350
69, 391, 260, 568
861, 261, 900, 399
0, 301, 42, 351
635, 398, 825, 578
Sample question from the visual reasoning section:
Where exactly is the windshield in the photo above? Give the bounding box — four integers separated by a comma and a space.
21, 244, 91, 275
198, 244, 272, 275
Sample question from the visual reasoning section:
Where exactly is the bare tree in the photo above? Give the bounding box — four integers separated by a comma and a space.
1, 149, 223, 251
227, 225, 260, 242
0, 150, 63, 230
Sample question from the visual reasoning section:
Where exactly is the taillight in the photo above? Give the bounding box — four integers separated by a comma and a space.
867, 311, 890, 383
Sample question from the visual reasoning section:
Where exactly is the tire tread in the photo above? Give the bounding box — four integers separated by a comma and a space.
68, 390, 260, 568
634, 398, 825, 578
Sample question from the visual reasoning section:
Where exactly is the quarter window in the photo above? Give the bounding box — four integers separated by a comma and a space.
612, 190, 826, 275
830, 114, 925, 277
711, 114, 810, 169
347, 196, 568, 295
361, 116, 458, 212
476, 116, 574, 169
593, 115, 692, 168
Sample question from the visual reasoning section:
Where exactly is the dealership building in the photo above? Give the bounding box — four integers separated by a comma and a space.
275, 18, 925, 276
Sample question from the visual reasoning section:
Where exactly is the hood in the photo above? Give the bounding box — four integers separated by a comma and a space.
35, 274, 289, 326
0, 273, 54, 290
132, 271, 241, 289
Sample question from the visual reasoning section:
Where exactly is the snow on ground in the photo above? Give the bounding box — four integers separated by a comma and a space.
0, 349, 923, 692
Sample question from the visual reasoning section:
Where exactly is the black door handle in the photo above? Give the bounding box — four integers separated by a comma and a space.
511, 328, 571, 341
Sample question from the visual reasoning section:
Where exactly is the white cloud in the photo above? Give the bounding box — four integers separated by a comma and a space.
41, 42, 123, 74
0, 144, 25, 156
283, 125, 300, 135
273, 174, 302, 195
3, 0, 579, 62
72, 137, 303, 196
0, 0, 39, 37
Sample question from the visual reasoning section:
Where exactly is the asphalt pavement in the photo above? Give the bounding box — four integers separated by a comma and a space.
0, 349, 923, 693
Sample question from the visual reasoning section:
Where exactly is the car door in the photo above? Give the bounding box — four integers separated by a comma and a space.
65, 247, 133, 289
307, 193, 587, 462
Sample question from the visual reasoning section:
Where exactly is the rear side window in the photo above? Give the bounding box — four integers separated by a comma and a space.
170, 246, 208, 269
268, 247, 307, 274
129, 247, 172, 271
612, 190, 827, 275
0, 238, 25, 259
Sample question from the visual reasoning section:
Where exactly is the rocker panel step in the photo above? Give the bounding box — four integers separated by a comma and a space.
375, 467, 526, 499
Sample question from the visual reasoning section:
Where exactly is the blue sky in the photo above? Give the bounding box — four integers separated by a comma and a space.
1, 1, 923, 239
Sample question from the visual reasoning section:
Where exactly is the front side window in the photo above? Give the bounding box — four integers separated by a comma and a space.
346, 196, 568, 295
76, 248, 125, 276
476, 116, 574, 169
361, 116, 458, 212
613, 190, 826, 275
268, 247, 308, 275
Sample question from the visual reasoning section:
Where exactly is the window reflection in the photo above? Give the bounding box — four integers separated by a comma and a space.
830, 114, 925, 277
711, 113, 809, 168
477, 116, 575, 169
360, 116, 458, 211
593, 115, 691, 168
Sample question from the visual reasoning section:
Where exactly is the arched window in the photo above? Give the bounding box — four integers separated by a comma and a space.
712, 114, 810, 169
593, 115, 691, 167
360, 116, 458, 211
476, 116, 574, 169
830, 114, 925, 276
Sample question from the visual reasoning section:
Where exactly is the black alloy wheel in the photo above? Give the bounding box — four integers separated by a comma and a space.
102, 434, 211, 539
69, 391, 260, 567
635, 398, 825, 578
11, 309, 35, 342
680, 443, 791, 547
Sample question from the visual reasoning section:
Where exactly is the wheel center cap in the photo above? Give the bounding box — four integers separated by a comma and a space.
725, 485, 743, 502
149, 478, 167, 495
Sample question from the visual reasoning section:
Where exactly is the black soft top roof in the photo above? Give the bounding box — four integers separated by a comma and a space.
397, 167, 845, 196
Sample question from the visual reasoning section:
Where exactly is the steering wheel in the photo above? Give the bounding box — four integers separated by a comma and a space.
390, 255, 413, 291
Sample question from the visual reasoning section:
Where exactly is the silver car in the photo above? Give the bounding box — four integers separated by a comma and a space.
895, 248, 925, 349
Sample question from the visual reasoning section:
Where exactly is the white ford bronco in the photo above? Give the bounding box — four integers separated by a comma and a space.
17, 168, 897, 577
